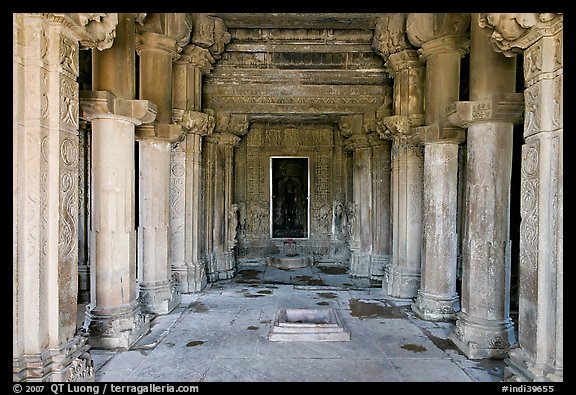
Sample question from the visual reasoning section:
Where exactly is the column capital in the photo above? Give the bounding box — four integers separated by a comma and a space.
173, 109, 215, 136
205, 132, 241, 147
136, 13, 192, 48
372, 13, 413, 60
338, 114, 364, 138
447, 93, 524, 128
376, 115, 411, 141
386, 49, 424, 74
215, 113, 250, 136
406, 13, 471, 48
478, 13, 562, 57
46, 13, 118, 50
176, 44, 216, 74
412, 124, 465, 145
191, 14, 231, 60
80, 90, 156, 125
136, 122, 184, 143
344, 133, 372, 151
419, 35, 470, 59
136, 31, 181, 59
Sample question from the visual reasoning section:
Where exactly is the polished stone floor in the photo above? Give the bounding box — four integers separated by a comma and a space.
89, 259, 506, 382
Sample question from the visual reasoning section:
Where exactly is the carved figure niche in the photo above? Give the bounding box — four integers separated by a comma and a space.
271, 157, 309, 238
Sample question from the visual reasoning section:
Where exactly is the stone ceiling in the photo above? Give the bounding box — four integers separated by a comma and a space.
207, 13, 391, 29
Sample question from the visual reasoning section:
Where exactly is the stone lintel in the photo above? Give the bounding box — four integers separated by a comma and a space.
447, 93, 525, 128
136, 122, 184, 143
80, 90, 157, 125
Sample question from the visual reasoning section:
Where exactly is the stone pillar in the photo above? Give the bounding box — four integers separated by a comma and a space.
373, 15, 427, 298
170, 44, 215, 293
204, 128, 242, 282
80, 13, 155, 349
135, 17, 191, 314
369, 135, 391, 282
446, 14, 524, 359
476, 13, 563, 381
342, 116, 372, 278
78, 120, 91, 304
13, 12, 116, 381
406, 13, 470, 321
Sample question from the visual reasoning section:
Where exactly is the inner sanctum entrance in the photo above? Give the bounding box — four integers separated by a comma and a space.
270, 157, 309, 239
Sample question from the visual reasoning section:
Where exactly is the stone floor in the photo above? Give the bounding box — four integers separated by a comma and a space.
88, 259, 506, 382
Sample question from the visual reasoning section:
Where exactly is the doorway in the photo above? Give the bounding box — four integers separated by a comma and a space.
270, 157, 309, 238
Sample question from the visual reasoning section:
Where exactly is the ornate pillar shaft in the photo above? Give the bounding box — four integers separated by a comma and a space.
447, 14, 523, 359
346, 132, 372, 278
376, 44, 426, 299
170, 45, 214, 292
80, 13, 155, 349
135, 23, 189, 314
369, 137, 391, 281
13, 13, 98, 381
78, 121, 91, 304
407, 13, 470, 321
204, 132, 241, 282
477, 13, 563, 381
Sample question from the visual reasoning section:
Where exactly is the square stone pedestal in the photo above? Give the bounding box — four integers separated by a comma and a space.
268, 308, 350, 341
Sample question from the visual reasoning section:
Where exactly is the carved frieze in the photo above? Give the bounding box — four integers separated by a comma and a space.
523, 75, 562, 138
478, 13, 562, 57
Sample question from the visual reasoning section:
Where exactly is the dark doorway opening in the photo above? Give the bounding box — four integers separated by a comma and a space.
271, 157, 309, 238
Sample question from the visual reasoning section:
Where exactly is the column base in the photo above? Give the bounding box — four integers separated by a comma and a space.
383, 264, 421, 299
172, 260, 207, 293
13, 335, 93, 382
503, 348, 562, 382
206, 251, 236, 282
448, 313, 516, 359
411, 290, 460, 321
349, 251, 370, 278
82, 301, 150, 349
138, 277, 181, 315
369, 254, 390, 282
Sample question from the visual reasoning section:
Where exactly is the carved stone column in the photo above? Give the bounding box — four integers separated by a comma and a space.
204, 124, 244, 282
170, 44, 215, 293
369, 134, 391, 282
135, 15, 191, 314
342, 115, 372, 278
477, 13, 563, 381
407, 13, 470, 321
446, 14, 524, 359
80, 13, 155, 349
373, 15, 426, 298
78, 120, 91, 304
13, 12, 115, 381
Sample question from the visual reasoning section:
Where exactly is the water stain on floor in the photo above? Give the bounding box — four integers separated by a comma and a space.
317, 292, 338, 299
349, 299, 405, 319
317, 266, 347, 275
308, 279, 327, 286
343, 283, 354, 286
186, 340, 205, 347
316, 301, 330, 306
247, 326, 259, 330
237, 269, 263, 279
243, 292, 265, 298
257, 290, 273, 295
401, 344, 427, 353
260, 319, 271, 324
419, 327, 462, 354
189, 301, 209, 313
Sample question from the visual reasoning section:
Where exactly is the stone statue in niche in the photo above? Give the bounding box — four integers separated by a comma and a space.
346, 202, 358, 240
228, 203, 239, 248
332, 201, 348, 240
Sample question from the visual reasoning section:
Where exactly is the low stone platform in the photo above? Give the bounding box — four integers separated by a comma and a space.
268, 308, 351, 342
267, 254, 313, 269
